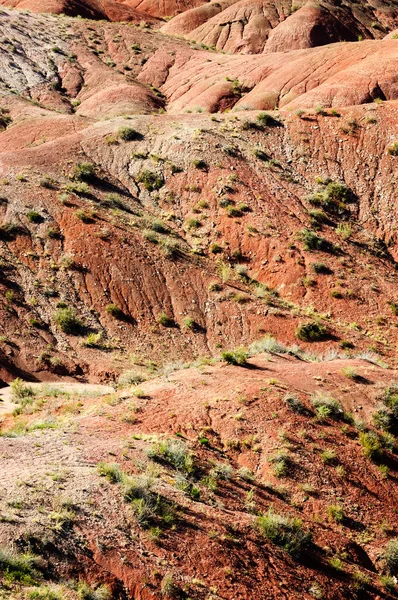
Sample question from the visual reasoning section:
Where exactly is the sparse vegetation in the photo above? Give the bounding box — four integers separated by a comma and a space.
295, 321, 329, 342
221, 348, 248, 366
258, 510, 312, 557
53, 307, 82, 334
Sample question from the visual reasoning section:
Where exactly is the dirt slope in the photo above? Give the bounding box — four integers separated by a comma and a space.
0, 8, 397, 383
0, 353, 397, 598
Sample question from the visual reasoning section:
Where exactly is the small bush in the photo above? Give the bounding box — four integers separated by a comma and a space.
77, 582, 111, 600
257, 112, 279, 127
0, 548, 40, 584
352, 571, 370, 591
284, 393, 307, 414
321, 449, 337, 465
118, 126, 142, 141
157, 312, 174, 327
221, 348, 248, 366
258, 509, 312, 557
298, 228, 332, 252
29, 586, 64, 600
192, 159, 207, 170
71, 162, 96, 182
295, 321, 329, 342
64, 182, 91, 196
27, 210, 42, 223
97, 462, 123, 483
327, 504, 344, 523
105, 303, 124, 319
359, 431, 384, 461
311, 392, 343, 420
147, 438, 193, 474
387, 142, 398, 156
10, 378, 35, 402
380, 575, 396, 592
182, 316, 196, 330
381, 538, 398, 575
75, 209, 94, 223
269, 452, 293, 478
136, 170, 164, 192
312, 262, 332, 274
53, 307, 82, 334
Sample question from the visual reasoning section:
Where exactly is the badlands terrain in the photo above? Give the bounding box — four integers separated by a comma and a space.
0, 0, 397, 597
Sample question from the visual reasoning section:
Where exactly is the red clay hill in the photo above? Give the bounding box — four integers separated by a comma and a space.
0, 3, 398, 599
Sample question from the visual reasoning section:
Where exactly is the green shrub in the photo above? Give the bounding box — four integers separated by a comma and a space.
359, 431, 384, 461
136, 170, 164, 192
295, 321, 329, 342
64, 182, 91, 196
28, 586, 64, 600
117, 126, 142, 141
284, 393, 307, 414
321, 449, 337, 464
352, 570, 370, 591
75, 209, 94, 223
182, 316, 196, 330
147, 438, 193, 474
269, 451, 293, 478
71, 162, 96, 181
53, 307, 82, 334
186, 218, 201, 230
0, 548, 40, 584
157, 312, 174, 327
77, 582, 111, 600
327, 504, 344, 523
192, 159, 207, 170
387, 142, 398, 156
27, 210, 41, 223
105, 303, 124, 319
97, 462, 123, 483
258, 509, 312, 557
221, 348, 248, 366
257, 112, 279, 127
298, 229, 332, 252
380, 575, 396, 592
311, 392, 343, 420
226, 206, 243, 217
10, 378, 35, 402
382, 538, 398, 575
328, 556, 345, 572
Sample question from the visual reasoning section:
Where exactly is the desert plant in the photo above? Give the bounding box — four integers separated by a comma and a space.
387, 142, 398, 156
105, 303, 124, 319
284, 393, 307, 414
136, 170, 164, 192
295, 321, 329, 342
381, 538, 398, 575
192, 159, 207, 170
147, 438, 193, 474
311, 392, 343, 420
0, 548, 40, 584
53, 307, 82, 334
380, 575, 396, 592
359, 431, 384, 461
327, 504, 344, 523
221, 348, 248, 366
71, 162, 96, 181
258, 509, 312, 557
97, 462, 123, 483
311, 262, 332, 274
10, 378, 35, 402
26, 210, 41, 223
157, 312, 174, 327
117, 126, 142, 141
298, 229, 332, 252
